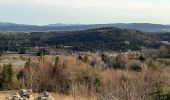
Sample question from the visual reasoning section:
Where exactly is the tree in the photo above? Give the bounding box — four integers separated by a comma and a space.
19, 48, 26, 54
78, 55, 83, 60
0, 64, 13, 90
139, 54, 145, 62
36, 48, 49, 56
101, 53, 109, 63
52, 56, 60, 78
0, 51, 2, 57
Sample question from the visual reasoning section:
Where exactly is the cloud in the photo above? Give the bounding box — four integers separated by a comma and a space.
0, 0, 169, 8
1, 0, 170, 10
0, 0, 170, 24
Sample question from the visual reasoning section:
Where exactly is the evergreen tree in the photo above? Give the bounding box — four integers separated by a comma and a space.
139, 54, 145, 62
0, 64, 13, 90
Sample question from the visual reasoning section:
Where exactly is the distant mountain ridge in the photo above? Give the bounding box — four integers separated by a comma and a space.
0, 22, 170, 32
113, 23, 170, 32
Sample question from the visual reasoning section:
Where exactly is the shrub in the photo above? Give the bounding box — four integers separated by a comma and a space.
78, 55, 89, 63
76, 68, 102, 94
112, 55, 127, 69
151, 82, 170, 100
147, 60, 163, 70
128, 62, 142, 72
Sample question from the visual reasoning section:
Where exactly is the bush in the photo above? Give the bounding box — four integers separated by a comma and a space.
128, 62, 142, 72
76, 67, 102, 93
151, 82, 170, 100
147, 60, 163, 70
112, 55, 127, 69
78, 55, 89, 63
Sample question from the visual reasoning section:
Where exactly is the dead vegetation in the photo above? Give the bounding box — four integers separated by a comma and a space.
0, 50, 170, 100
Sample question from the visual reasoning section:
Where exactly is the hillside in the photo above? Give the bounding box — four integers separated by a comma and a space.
45, 27, 159, 51
0, 27, 162, 52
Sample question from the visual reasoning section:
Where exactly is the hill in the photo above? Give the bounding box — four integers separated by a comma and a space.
0, 22, 170, 32
0, 27, 161, 52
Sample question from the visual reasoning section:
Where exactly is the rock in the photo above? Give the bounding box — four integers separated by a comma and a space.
43, 91, 49, 97
19, 89, 33, 98
28, 89, 33, 94
37, 91, 53, 100
37, 95, 47, 100
11, 93, 23, 100
19, 89, 27, 97
10, 89, 33, 100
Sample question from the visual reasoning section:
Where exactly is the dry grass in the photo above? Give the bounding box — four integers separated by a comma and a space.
0, 52, 170, 100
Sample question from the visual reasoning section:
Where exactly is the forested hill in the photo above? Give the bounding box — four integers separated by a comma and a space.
0, 27, 163, 52
43, 27, 160, 51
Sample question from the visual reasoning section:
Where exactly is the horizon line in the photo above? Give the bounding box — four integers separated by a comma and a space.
0, 22, 170, 26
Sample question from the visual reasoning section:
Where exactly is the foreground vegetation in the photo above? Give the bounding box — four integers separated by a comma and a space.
0, 47, 170, 100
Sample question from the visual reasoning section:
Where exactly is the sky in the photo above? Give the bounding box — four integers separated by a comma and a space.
0, 0, 170, 25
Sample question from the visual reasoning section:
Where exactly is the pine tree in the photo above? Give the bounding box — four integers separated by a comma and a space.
0, 64, 13, 90
139, 54, 145, 62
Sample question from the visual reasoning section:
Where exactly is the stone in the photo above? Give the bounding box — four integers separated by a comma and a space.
36, 91, 53, 100
11, 93, 23, 100
10, 89, 33, 100
19, 89, 33, 98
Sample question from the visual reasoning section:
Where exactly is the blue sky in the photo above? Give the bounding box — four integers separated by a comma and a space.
0, 0, 170, 25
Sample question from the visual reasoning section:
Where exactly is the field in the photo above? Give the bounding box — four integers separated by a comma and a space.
0, 49, 170, 100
